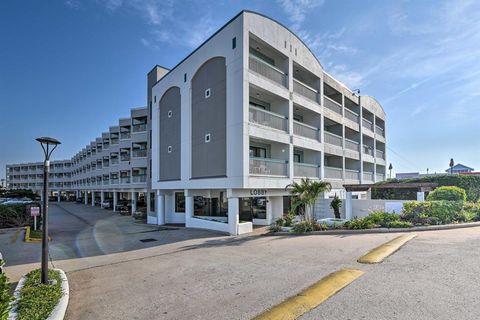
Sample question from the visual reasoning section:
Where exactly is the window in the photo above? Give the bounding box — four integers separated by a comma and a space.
154, 96, 157, 103
205, 133, 211, 143
250, 146, 267, 158
184, 73, 187, 82
293, 152, 303, 163
168, 110, 173, 118
205, 88, 211, 98
175, 192, 185, 213
232, 37, 236, 49
167, 146, 172, 153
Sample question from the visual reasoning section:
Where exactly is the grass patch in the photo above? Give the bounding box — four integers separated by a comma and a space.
16, 269, 63, 320
29, 229, 42, 239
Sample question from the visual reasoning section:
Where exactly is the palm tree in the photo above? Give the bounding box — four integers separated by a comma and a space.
285, 178, 332, 222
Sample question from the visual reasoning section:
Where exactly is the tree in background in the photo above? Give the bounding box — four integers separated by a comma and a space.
286, 178, 332, 221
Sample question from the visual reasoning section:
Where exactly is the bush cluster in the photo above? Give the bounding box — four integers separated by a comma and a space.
402, 201, 466, 225
291, 221, 327, 233
0, 205, 32, 229
0, 259, 12, 320
426, 186, 467, 202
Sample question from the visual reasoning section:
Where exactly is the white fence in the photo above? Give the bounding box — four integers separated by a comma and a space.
314, 198, 408, 220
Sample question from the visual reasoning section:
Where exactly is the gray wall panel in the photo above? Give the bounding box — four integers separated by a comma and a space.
159, 87, 181, 181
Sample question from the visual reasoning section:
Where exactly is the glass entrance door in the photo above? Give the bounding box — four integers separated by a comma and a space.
240, 197, 267, 221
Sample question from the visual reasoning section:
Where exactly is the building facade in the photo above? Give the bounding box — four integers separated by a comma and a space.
5, 11, 387, 235
149, 11, 387, 235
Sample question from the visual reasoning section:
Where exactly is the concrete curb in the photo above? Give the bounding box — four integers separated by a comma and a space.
266, 221, 480, 236
8, 268, 69, 320
24, 226, 52, 243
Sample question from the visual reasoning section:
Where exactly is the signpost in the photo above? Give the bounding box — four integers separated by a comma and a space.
31, 207, 40, 231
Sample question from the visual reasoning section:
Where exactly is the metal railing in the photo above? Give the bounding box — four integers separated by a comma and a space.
345, 138, 360, 152
249, 157, 288, 176
249, 106, 288, 132
132, 149, 147, 158
376, 125, 385, 137
293, 121, 320, 141
294, 162, 320, 178
120, 177, 130, 184
376, 173, 386, 181
362, 118, 374, 132
324, 166, 343, 179
103, 180, 109, 185
376, 149, 385, 159
324, 96, 342, 115
120, 131, 131, 139
132, 123, 147, 133
345, 169, 360, 180
111, 138, 119, 145
111, 157, 119, 165
293, 78, 318, 102
345, 108, 359, 123
110, 178, 119, 185
132, 175, 147, 183
363, 146, 374, 156
249, 54, 287, 87
363, 172, 374, 181
324, 131, 343, 147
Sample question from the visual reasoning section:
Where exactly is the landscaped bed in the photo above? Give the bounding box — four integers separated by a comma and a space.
271, 186, 480, 234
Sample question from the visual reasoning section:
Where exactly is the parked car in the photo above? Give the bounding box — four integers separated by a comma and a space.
102, 200, 113, 210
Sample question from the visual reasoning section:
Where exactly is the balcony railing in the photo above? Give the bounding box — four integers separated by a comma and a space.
363, 171, 374, 181
293, 121, 320, 141
132, 175, 147, 183
376, 150, 385, 159
376, 125, 385, 137
294, 162, 320, 178
132, 149, 147, 158
111, 158, 119, 165
376, 173, 386, 181
345, 169, 360, 180
111, 137, 119, 145
132, 123, 147, 133
345, 108, 359, 123
324, 96, 342, 115
120, 177, 130, 184
110, 178, 119, 185
249, 157, 288, 176
362, 118, 374, 132
120, 132, 131, 139
324, 166, 343, 179
293, 78, 318, 102
324, 131, 343, 147
103, 180, 109, 185
249, 106, 288, 132
120, 154, 131, 162
363, 146, 374, 156
249, 54, 287, 87
345, 138, 360, 152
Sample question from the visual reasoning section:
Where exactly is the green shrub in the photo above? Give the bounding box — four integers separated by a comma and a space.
344, 217, 376, 230
385, 221, 413, 228
0, 205, 32, 229
291, 221, 326, 233
283, 211, 295, 227
364, 211, 400, 227
268, 224, 282, 232
274, 217, 285, 227
463, 202, 480, 221
16, 269, 63, 320
0, 260, 12, 320
427, 186, 467, 202
402, 201, 464, 224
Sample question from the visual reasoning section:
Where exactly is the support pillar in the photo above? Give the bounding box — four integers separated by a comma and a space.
91, 191, 95, 206
417, 192, 425, 201
57, 192, 61, 202
156, 191, 165, 225
131, 192, 137, 215
345, 191, 353, 220
100, 191, 105, 207
185, 194, 194, 227
228, 197, 239, 235
113, 192, 118, 212
84, 191, 88, 205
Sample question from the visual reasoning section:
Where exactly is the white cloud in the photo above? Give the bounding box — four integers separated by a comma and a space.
64, 0, 80, 10
278, 0, 324, 31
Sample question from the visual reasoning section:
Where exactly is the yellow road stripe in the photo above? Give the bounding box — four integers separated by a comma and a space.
253, 268, 364, 320
357, 234, 417, 264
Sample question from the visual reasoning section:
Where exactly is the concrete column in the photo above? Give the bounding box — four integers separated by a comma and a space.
40, 192, 44, 202
146, 192, 151, 215
57, 192, 61, 202
113, 192, 118, 212
185, 193, 194, 227
84, 191, 88, 205
91, 191, 95, 206
417, 192, 425, 201
100, 191, 105, 207
228, 197, 239, 235
366, 189, 372, 200
131, 191, 137, 215
156, 191, 165, 225
345, 191, 353, 220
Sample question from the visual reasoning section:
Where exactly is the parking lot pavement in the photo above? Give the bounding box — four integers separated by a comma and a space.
300, 226, 480, 320
2, 202, 225, 282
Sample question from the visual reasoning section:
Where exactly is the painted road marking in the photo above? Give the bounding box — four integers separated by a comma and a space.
252, 268, 364, 320
357, 233, 417, 264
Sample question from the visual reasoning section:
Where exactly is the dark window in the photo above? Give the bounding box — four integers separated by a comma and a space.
250, 146, 267, 158
154, 96, 157, 103
232, 37, 236, 49
184, 73, 187, 82
175, 192, 185, 212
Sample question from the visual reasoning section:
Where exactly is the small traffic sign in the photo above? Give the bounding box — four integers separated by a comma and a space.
31, 207, 40, 217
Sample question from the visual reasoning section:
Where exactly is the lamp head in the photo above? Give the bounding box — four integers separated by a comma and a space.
36, 136, 61, 160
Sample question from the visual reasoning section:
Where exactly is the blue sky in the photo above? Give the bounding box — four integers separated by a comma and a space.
1, 0, 480, 179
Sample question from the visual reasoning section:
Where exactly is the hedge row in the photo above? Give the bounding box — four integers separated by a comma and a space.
0, 205, 33, 229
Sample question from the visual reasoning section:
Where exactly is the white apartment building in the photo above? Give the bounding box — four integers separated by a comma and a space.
149, 11, 387, 235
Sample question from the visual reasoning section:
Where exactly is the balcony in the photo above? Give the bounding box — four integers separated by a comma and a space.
294, 162, 320, 178
120, 177, 130, 184
120, 132, 131, 140
324, 166, 343, 179
376, 150, 385, 159
376, 173, 386, 181
363, 146, 374, 156
345, 169, 360, 180
363, 171, 374, 182
249, 106, 288, 132
345, 108, 359, 123
132, 175, 147, 183
362, 118, 374, 132
110, 178, 119, 185
249, 157, 288, 176
132, 123, 147, 133
111, 158, 119, 165
376, 125, 385, 137
249, 54, 287, 87
324, 131, 343, 147
293, 79, 318, 102
324, 96, 342, 115
132, 149, 147, 158
293, 121, 320, 141
345, 138, 360, 152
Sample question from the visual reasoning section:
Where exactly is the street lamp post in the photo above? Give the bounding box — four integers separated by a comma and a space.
36, 137, 61, 285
